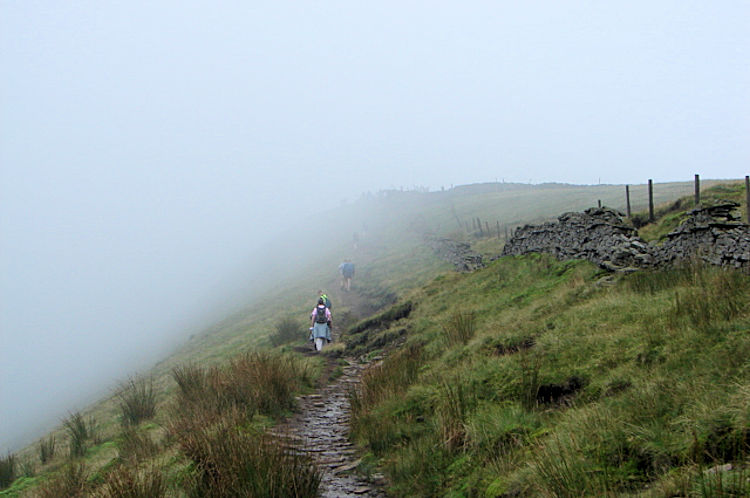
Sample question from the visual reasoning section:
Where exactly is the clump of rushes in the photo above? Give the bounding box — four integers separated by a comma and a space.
39, 435, 56, 464
63, 412, 90, 458
98, 464, 167, 498
170, 410, 320, 497
438, 382, 474, 453
19, 458, 35, 478
37, 462, 89, 497
117, 427, 159, 464
671, 266, 748, 333
167, 352, 320, 496
270, 317, 303, 346
117, 376, 156, 427
171, 352, 305, 422
349, 344, 423, 456
350, 343, 422, 418
518, 349, 543, 410
442, 311, 476, 346
0, 452, 16, 490
531, 432, 610, 497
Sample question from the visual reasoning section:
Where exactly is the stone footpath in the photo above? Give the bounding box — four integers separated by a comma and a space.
272, 359, 388, 497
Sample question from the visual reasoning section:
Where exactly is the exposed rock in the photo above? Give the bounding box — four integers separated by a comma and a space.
502, 207, 651, 271
653, 202, 750, 269
425, 236, 485, 272
704, 463, 734, 474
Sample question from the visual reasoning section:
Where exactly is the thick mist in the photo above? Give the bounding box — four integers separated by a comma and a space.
2, 1, 749, 452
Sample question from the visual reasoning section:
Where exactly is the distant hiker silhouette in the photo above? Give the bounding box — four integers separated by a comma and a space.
317, 289, 332, 310
309, 298, 332, 352
339, 260, 355, 291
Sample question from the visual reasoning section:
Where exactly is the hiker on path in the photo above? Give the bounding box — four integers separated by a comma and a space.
339, 260, 355, 292
318, 289, 332, 310
310, 297, 332, 352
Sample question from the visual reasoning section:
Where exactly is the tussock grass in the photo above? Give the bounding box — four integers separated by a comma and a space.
97, 464, 167, 498
170, 411, 320, 497
63, 412, 92, 458
696, 465, 750, 497
517, 349, 543, 410
270, 317, 304, 347
530, 432, 612, 497
0, 453, 16, 489
171, 352, 311, 422
350, 344, 422, 418
117, 427, 159, 464
465, 402, 540, 460
385, 431, 447, 497
347, 251, 750, 496
672, 269, 748, 333
37, 462, 89, 497
165, 351, 320, 496
39, 435, 56, 464
437, 381, 474, 452
442, 311, 476, 346
116, 377, 156, 427
19, 458, 35, 478
349, 344, 424, 455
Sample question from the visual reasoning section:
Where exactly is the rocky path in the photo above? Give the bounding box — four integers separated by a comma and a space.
272, 357, 388, 497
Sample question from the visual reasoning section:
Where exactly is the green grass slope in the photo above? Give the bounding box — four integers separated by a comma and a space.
344, 183, 750, 497
1, 179, 743, 496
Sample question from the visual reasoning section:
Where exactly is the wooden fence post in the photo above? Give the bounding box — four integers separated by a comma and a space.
625, 185, 631, 218
695, 174, 700, 206
648, 179, 654, 222
485, 221, 490, 236
478, 219, 484, 236
597, 199, 602, 208
496, 221, 501, 238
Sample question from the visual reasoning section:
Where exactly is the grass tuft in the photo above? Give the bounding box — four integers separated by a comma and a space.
350, 344, 423, 419
63, 412, 91, 458
0, 452, 16, 490
170, 411, 320, 497
117, 427, 160, 464
39, 435, 56, 464
116, 377, 157, 427
97, 464, 167, 498
442, 311, 476, 346
270, 317, 304, 346
171, 352, 308, 423
37, 462, 89, 497
437, 382, 474, 452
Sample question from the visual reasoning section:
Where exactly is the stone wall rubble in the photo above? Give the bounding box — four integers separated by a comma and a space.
501, 203, 750, 271
425, 237, 485, 272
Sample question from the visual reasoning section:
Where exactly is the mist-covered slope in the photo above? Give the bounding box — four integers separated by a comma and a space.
1, 179, 736, 496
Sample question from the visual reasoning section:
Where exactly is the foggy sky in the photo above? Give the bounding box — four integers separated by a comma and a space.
2, 1, 749, 451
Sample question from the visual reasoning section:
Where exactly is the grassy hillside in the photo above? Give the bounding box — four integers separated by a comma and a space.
346, 256, 750, 496
343, 183, 750, 496
1, 179, 742, 496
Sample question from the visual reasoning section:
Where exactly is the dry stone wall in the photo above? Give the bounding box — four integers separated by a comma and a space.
425, 237, 485, 272
501, 203, 750, 272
